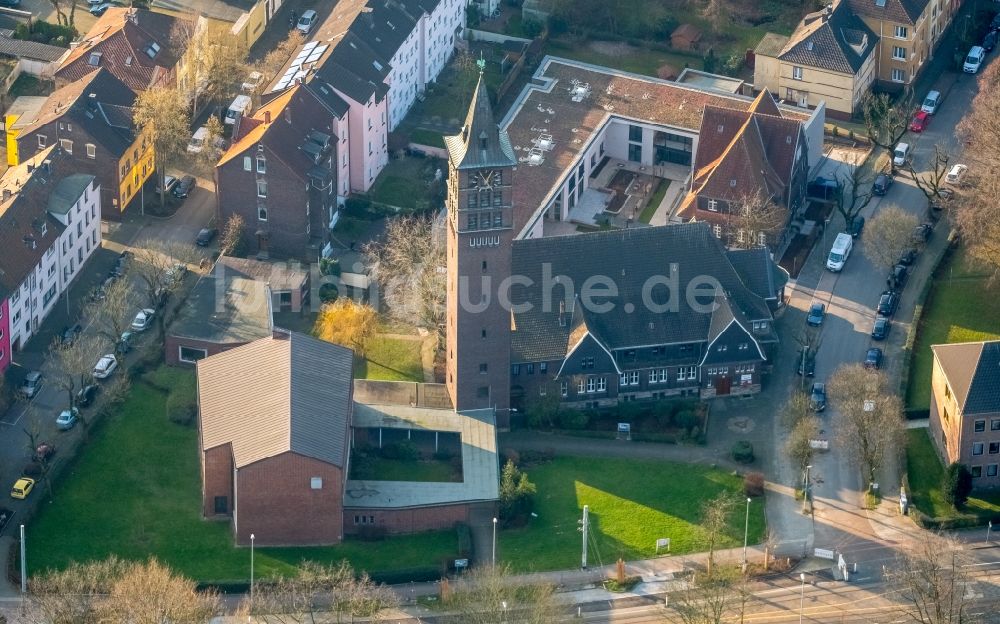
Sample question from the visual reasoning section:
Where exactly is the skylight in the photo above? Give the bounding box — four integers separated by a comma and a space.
145, 42, 160, 59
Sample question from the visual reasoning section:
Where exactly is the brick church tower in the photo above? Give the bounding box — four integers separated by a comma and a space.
443, 71, 516, 422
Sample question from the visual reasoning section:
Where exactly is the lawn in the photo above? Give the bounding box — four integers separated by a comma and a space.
28, 367, 457, 583
367, 156, 443, 211
355, 334, 424, 382
499, 456, 764, 571
409, 128, 446, 149
906, 248, 1000, 409
638, 179, 670, 224
544, 39, 703, 78
905, 428, 1000, 520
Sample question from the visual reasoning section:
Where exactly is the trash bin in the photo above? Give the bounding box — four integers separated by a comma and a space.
900, 492, 909, 516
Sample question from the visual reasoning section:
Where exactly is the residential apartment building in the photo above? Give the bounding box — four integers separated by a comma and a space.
929, 341, 1000, 490
8, 69, 152, 219
0, 149, 101, 368
845, 0, 957, 88
753, 1, 878, 117
55, 8, 186, 91
216, 82, 347, 259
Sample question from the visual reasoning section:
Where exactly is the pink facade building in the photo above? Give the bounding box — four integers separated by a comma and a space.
0, 299, 10, 375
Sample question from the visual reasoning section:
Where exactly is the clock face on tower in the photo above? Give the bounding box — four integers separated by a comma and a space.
476, 170, 498, 189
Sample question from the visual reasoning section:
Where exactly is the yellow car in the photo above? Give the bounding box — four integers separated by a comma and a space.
10, 478, 35, 500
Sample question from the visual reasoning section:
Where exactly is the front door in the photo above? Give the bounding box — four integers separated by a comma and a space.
714, 375, 731, 396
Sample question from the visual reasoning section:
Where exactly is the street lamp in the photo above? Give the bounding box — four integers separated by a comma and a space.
799, 572, 806, 623
492, 517, 498, 566
250, 533, 256, 609
742, 497, 751, 570
988, 520, 993, 543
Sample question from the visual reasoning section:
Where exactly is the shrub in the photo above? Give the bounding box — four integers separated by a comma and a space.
350, 454, 375, 479
942, 462, 973, 508
319, 257, 341, 277
381, 440, 420, 461
433, 449, 457, 462
343, 195, 372, 217
499, 460, 536, 527
675, 409, 699, 431
318, 283, 339, 303
13, 21, 76, 46
731, 441, 755, 464
356, 525, 387, 541
744, 471, 765, 497
558, 408, 589, 430
524, 18, 546, 37
165, 390, 197, 426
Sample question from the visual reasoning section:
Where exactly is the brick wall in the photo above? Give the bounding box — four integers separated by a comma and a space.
343, 503, 473, 535
165, 335, 248, 366
235, 452, 344, 546
202, 444, 234, 518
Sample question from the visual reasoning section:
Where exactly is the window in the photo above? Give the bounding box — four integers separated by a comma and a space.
973, 442, 984, 455
992, 419, 1000, 431
37, 135, 46, 148
972, 466, 983, 478
894, 25, 908, 39
687, 366, 697, 380
86, 143, 96, 159
713, 224, 722, 238
258, 205, 267, 221
243, 156, 252, 171
707, 199, 718, 212
628, 125, 642, 142
586, 377, 595, 393
792, 66, 803, 80
214, 496, 228, 514
891, 68, 906, 82
581, 357, 595, 369
990, 442, 999, 454
257, 180, 267, 197
310, 477, 323, 489
649, 370, 658, 383
512, 364, 520, 376
59, 138, 73, 154
990, 465, 999, 477
892, 46, 907, 60
467, 214, 478, 230
561, 381, 568, 396
256, 157, 266, 174
596, 377, 606, 392
479, 363, 488, 374
540, 362, 548, 373
578, 378, 586, 393
179, 346, 208, 363
627, 143, 642, 162
527, 363, 534, 374
539, 385, 547, 396
975, 420, 986, 432
476, 386, 489, 398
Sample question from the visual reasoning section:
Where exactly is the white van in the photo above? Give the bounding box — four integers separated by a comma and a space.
826, 232, 853, 272
225, 95, 251, 126
892, 143, 910, 167
964, 46, 986, 73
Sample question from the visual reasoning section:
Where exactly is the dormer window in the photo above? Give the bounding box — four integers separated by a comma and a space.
145, 42, 161, 58
87, 52, 102, 66
125, 55, 133, 66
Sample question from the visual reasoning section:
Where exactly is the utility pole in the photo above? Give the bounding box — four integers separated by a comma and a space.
580, 505, 589, 569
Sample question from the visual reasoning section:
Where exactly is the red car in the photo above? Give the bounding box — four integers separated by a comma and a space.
909, 111, 930, 132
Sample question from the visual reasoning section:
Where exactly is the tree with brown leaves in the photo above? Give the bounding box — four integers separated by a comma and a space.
443, 563, 559, 624
313, 299, 378, 357
133, 88, 191, 208
863, 205, 919, 270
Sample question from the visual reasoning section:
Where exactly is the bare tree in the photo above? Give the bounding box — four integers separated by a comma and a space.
702, 491, 739, 577
700, 0, 729, 31
904, 144, 952, 206
255, 31, 305, 88
184, 28, 250, 114
863, 91, 912, 172
219, 213, 246, 258
444, 563, 559, 624
827, 364, 905, 490
863, 206, 920, 270
28, 557, 130, 624
363, 214, 446, 331
835, 155, 874, 228
99, 559, 221, 622
84, 275, 136, 365
723, 189, 788, 250
130, 240, 203, 339
133, 88, 191, 208
779, 388, 812, 431
49, 333, 103, 413
195, 116, 226, 186
669, 568, 753, 624
785, 415, 821, 472
245, 561, 397, 623
892, 533, 981, 624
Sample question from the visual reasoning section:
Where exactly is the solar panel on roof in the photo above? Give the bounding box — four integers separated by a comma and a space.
293, 70, 308, 80
302, 41, 319, 52
273, 77, 292, 91
306, 49, 325, 63
294, 50, 309, 63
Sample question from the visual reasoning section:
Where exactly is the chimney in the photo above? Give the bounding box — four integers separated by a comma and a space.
126, 7, 138, 25
41, 159, 52, 174
825, 3, 833, 17
264, 110, 271, 124
2, 189, 10, 201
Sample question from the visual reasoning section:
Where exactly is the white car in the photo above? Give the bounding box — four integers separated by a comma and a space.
93, 354, 118, 380
241, 71, 263, 93
56, 408, 79, 431
945, 163, 968, 185
920, 90, 941, 114
892, 142, 910, 167
964, 46, 986, 73
187, 126, 208, 154
297, 9, 318, 34
130, 308, 156, 331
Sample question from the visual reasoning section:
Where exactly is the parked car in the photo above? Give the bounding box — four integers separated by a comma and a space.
909, 111, 930, 133
964, 46, 986, 73
810, 383, 827, 412
76, 383, 100, 408
872, 173, 893, 196
912, 222, 934, 244
10, 478, 34, 500
807, 176, 840, 200
130, 308, 156, 331
864, 347, 883, 369
117, 331, 133, 355
19, 371, 43, 399
155, 174, 179, 195
921, 90, 942, 114
984, 29, 998, 52
877, 291, 900, 317
888, 264, 909, 290
898, 248, 918, 266
33, 442, 56, 463
893, 143, 910, 167
173, 175, 196, 199
797, 347, 816, 377
195, 228, 218, 246
296, 9, 318, 34
89, 1, 112, 15
60, 323, 82, 346
241, 71, 263, 93
0, 0, 22, 6
93, 354, 118, 379
56, 408, 79, 431
871, 315, 892, 340
806, 303, 826, 327
946, 163, 968, 185
991, 13, 1000, 32
848, 216, 865, 238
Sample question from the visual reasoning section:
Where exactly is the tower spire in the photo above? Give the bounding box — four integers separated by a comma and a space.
444, 72, 516, 171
